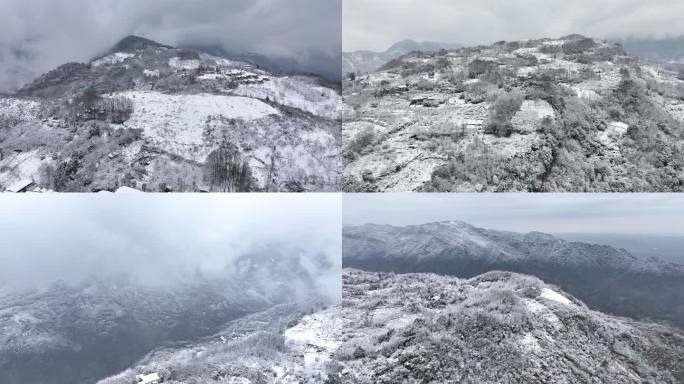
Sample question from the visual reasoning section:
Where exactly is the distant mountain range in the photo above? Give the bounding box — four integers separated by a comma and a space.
343, 39, 462, 74
615, 36, 684, 65
555, 233, 684, 264
186, 44, 341, 83
343, 221, 684, 328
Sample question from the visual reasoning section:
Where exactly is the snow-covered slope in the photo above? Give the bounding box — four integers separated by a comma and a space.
97, 304, 342, 384
0, 35, 341, 192
343, 35, 684, 192
343, 221, 684, 329
0, 278, 269, 384
338, 269, 684, 383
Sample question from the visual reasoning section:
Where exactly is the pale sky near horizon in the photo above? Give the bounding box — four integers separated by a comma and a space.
343, 194, 684, 235
344, 0, 684, 51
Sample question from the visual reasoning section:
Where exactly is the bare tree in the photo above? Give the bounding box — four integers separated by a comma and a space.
203, 144, 253, 192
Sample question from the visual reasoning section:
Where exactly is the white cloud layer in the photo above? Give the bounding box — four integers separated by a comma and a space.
0, 193, 342, 297
0, 0, 341, 91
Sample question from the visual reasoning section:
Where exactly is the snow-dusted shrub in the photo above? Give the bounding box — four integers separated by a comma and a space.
562, 38, 597, 54
468, 58, 497, 78
416, 78, 436, 91
344, 127, 375, 161
485, 91, 524, 137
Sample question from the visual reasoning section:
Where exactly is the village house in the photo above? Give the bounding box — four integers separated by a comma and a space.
136, 372, 161, 384
5, 179, 36, 193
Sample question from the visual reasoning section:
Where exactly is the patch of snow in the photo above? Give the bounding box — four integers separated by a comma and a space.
571, 86, 600, 101
371, 308, 418, 329
197, 73, 225, 80
511, 99, 555, 132
143, 69, 160, 77
540, 288, 571, 305
225, 377, 251, 384
542, 40, 565, 46
519, 333, 542, 353
233, 76, 341, 120
0, 98, 41, 121
169, 57, 200, 70
284, 308, 341, 372
524, 298, 563, 328
115, 186, 142, 193
0, 149, 46, 191
114, 91, 278, 161
607, 121, 629, 135
92, 52, 134, 67
517, 66, 538, 78
135, 373, 160, 384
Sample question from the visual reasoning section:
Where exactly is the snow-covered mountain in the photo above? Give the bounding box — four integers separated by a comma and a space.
98, 304, 341, 384
343, 221, 684, 328
338, 269, 684, 383
0, 245, 338, 384
343, 40, 462, 75
343, 34, 684, 192
0, 35, 341, 192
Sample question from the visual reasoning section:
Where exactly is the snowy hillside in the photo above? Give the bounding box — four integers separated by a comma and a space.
343, 35, 684, 192
338, 269, 684, 383
343, 221, 684, 329
97, 304, 342, 384
0, 278, 268, 384
0, 35, 341, 192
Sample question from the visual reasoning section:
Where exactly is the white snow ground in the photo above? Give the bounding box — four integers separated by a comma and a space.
115, 91, 279, 161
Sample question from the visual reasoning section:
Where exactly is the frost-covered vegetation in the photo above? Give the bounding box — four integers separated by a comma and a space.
0, 35, 341, 192
343, 35, 684, 191
338, 269, 684, 383
98, 305, 342, 384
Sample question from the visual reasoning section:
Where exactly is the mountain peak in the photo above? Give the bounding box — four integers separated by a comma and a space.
109, 35, 172, 53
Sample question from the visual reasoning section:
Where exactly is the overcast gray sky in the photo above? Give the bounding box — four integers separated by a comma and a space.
344, 194, 684, 235
344, 0, 684, 51
0, 0, 341, 91
0, 194, 341, 297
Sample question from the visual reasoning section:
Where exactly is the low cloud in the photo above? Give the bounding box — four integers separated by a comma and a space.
0, 194, 341, 302
0, 0, 341, 91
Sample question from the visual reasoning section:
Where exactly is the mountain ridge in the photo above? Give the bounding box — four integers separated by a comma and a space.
339, 268, 684, 383
343, 221, 684, 328
343, 39, 462, 75
0, 35, 342, 193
